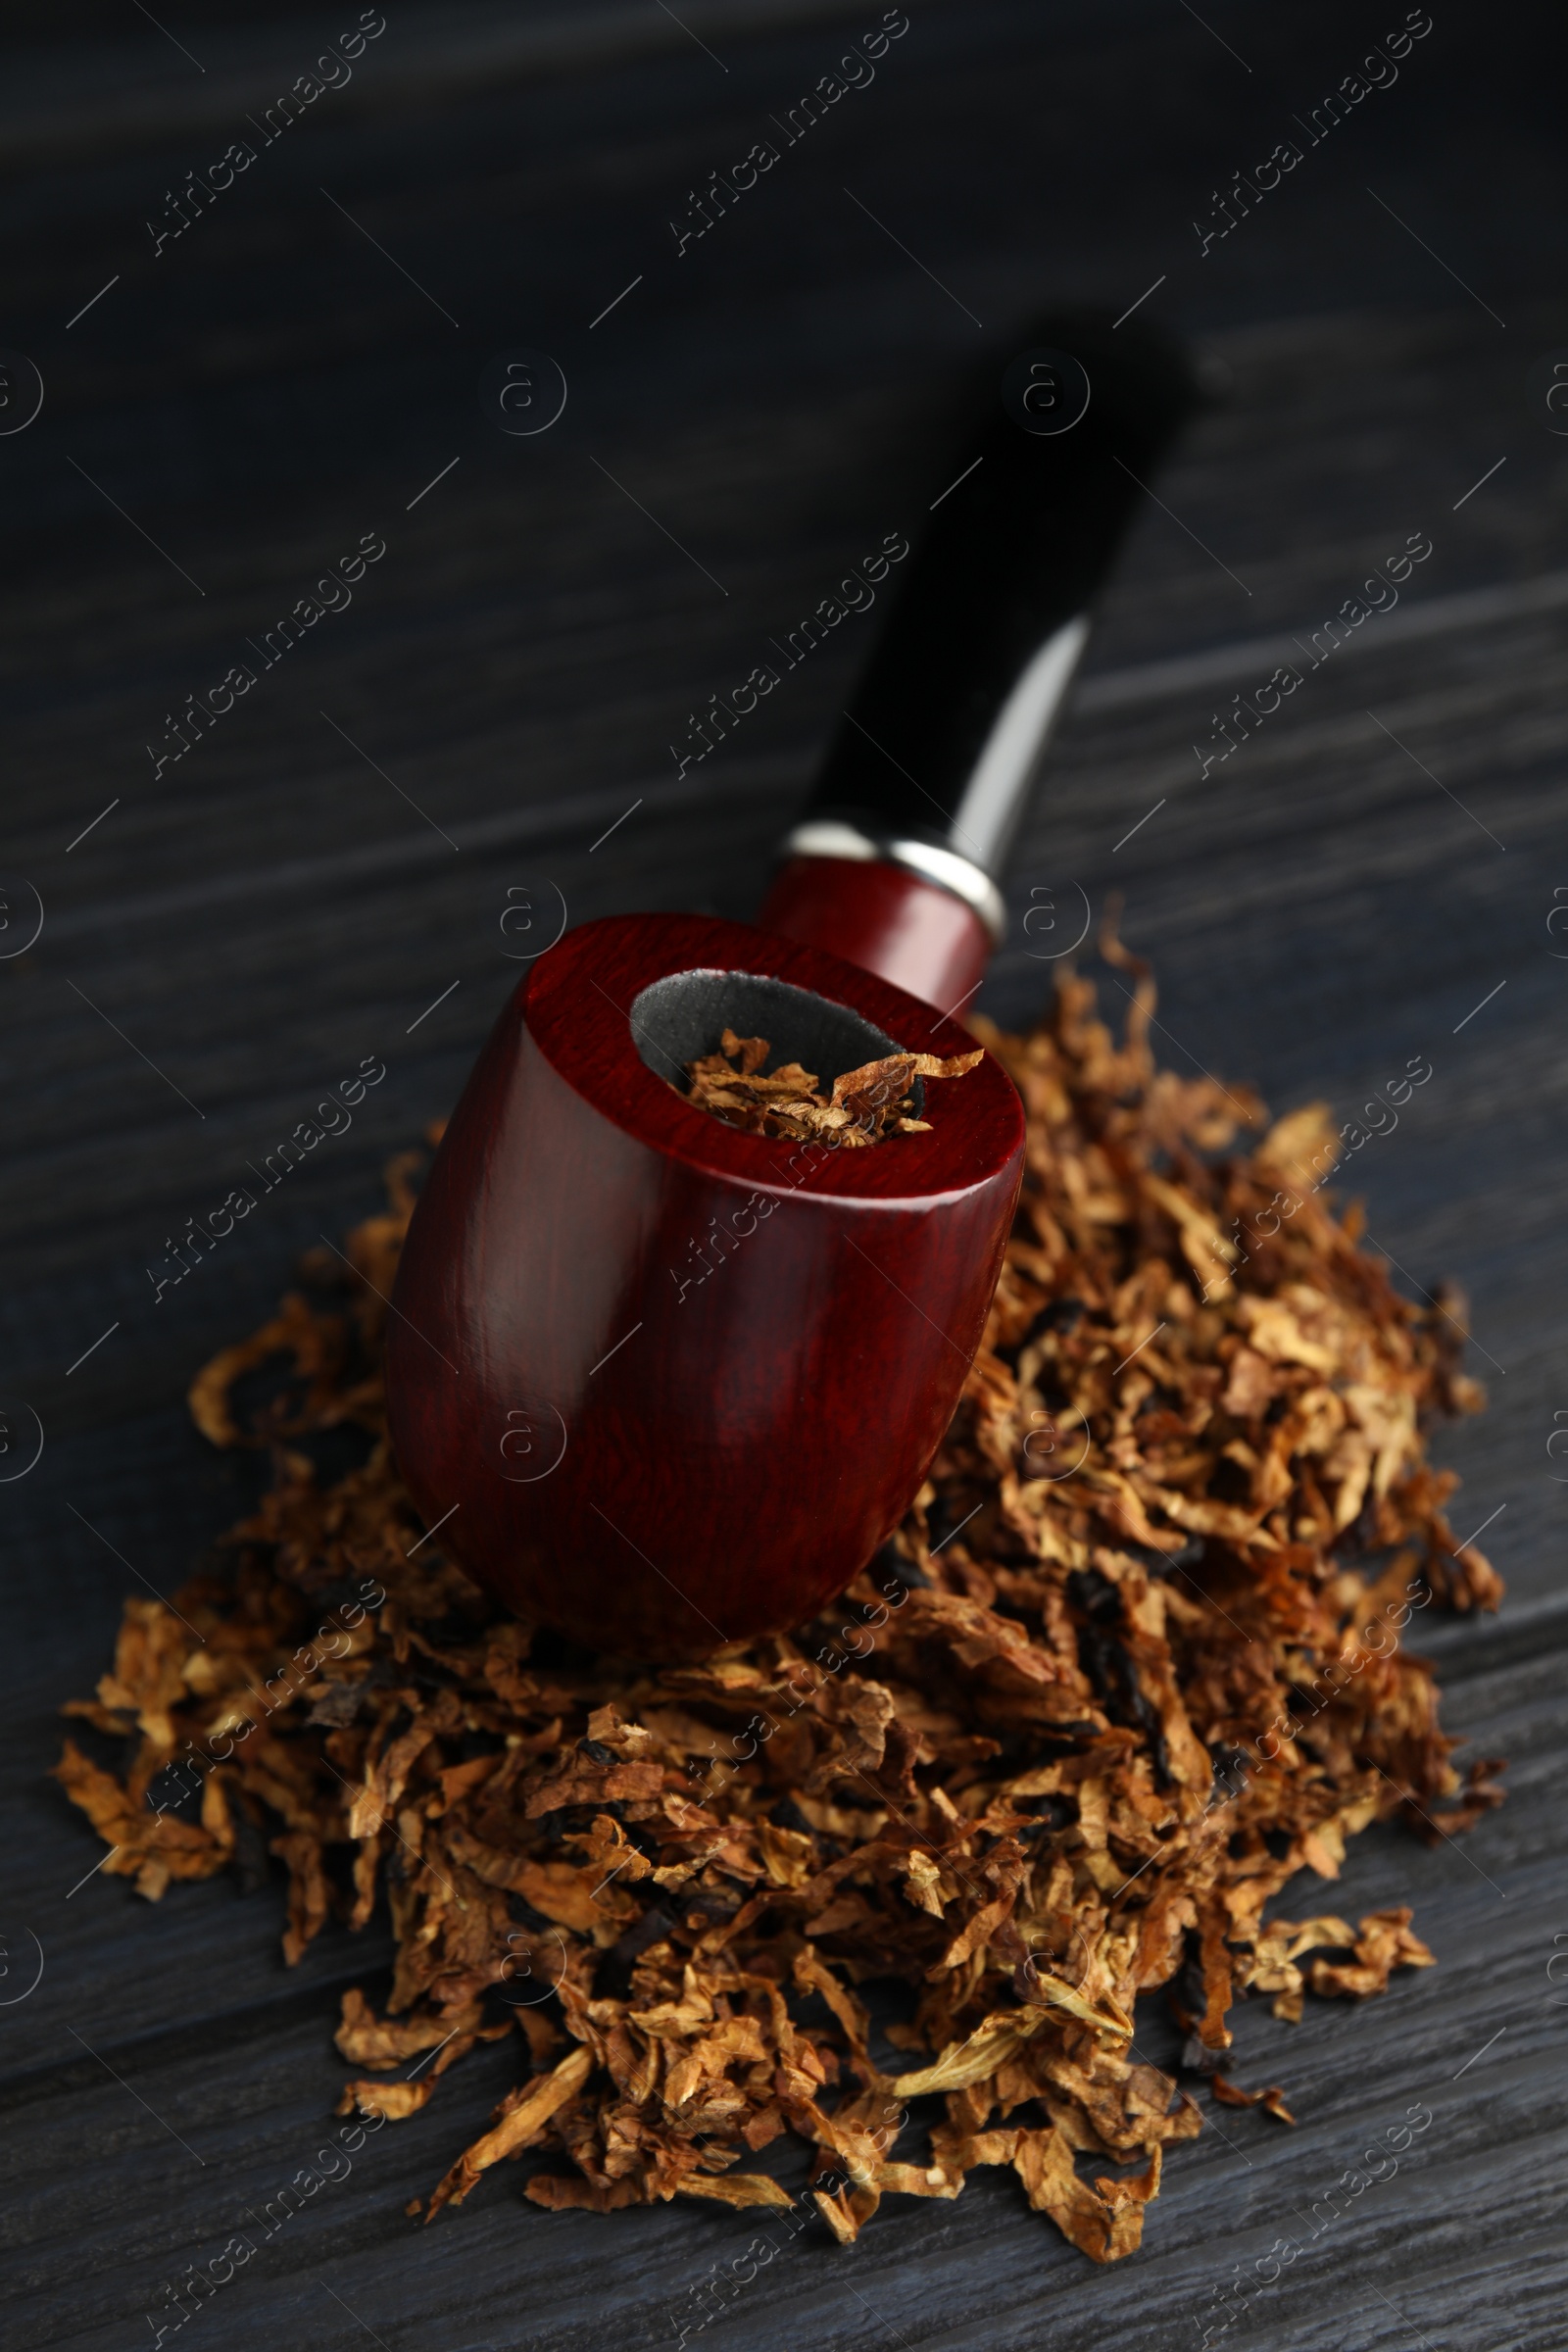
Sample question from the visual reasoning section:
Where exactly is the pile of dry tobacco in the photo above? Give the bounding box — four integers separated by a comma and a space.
58, 947, 1503, 2261
677, 1027, 983, 1144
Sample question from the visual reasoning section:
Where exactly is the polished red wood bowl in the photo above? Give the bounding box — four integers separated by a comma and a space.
386, 912, 1024, 1659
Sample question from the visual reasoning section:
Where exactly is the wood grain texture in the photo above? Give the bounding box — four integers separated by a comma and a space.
1, 0, 1566, 2346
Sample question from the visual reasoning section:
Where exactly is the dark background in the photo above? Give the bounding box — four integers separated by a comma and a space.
2, 3, 1565, 2347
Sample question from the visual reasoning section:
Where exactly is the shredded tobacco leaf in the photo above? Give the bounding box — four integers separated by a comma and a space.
57, 946, 1504, 2263
676, 1026, 984, 1144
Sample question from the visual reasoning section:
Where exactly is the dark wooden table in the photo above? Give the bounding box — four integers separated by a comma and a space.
2, 4, 1564, 2346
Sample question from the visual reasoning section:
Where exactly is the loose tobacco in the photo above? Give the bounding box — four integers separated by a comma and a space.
58, 946, 1503, 2260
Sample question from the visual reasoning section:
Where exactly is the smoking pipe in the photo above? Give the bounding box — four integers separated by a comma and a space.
386, 313, 1200, 1660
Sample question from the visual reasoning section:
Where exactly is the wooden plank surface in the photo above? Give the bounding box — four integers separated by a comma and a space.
2, 2, 1565, 2346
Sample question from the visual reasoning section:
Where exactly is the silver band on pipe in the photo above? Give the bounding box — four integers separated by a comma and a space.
778, 819, 1007, 945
